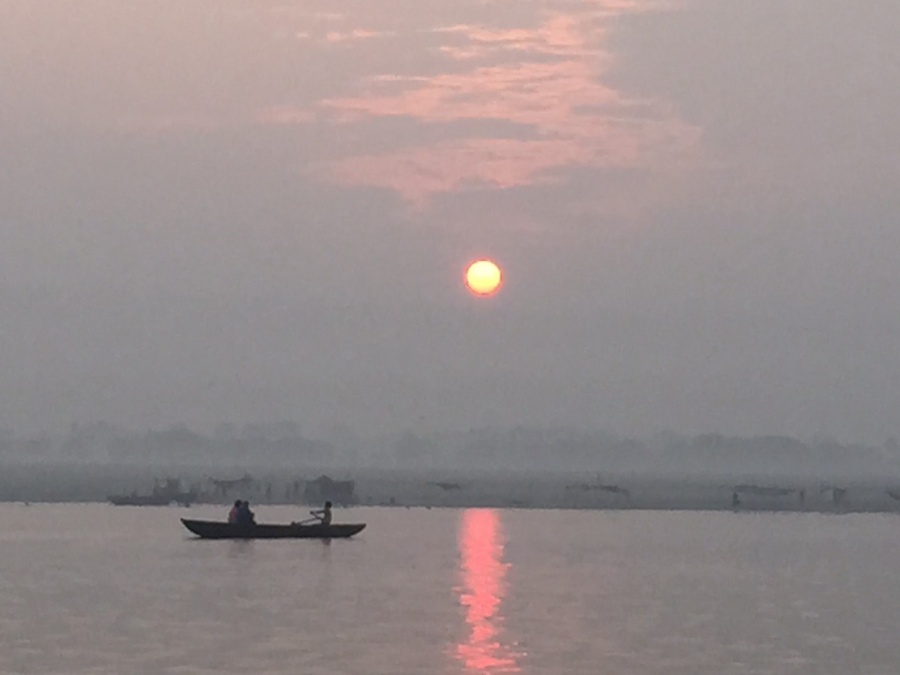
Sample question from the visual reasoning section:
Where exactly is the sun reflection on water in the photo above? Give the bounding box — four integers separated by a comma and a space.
455, 509, 520, 673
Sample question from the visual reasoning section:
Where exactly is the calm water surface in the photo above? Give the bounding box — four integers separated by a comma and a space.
1, 504, 899, 674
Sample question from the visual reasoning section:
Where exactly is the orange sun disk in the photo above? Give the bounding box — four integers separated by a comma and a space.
465, 259, 503, 296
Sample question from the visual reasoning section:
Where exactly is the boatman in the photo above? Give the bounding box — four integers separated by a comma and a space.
228, 499, 241, 523
236, 500, 256, 525
310, 500, 333, 526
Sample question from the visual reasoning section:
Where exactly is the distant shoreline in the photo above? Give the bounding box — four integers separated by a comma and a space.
3, 462, 900, 515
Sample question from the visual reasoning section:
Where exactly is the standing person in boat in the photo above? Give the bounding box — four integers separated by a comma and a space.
227, 499, 241, 524
310, 500, 333, 526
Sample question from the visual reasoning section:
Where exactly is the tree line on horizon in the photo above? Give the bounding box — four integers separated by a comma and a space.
0, 422, 897, 476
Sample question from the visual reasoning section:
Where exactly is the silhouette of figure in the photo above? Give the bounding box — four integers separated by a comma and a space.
310, 501, 333, 526
228, 499, 241, 523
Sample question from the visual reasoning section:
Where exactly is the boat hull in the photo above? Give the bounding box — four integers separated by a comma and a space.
181, 518, 365, 540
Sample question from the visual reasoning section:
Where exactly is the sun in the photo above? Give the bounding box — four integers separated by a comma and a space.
465, 259, 503, 297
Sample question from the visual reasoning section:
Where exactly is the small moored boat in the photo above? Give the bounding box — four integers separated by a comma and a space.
110, 478, 196, 507
181, 518, 365, 540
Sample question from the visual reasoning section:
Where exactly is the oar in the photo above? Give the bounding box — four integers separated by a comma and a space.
295, 516, 320, 526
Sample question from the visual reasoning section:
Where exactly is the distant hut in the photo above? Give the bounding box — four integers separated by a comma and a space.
209, 473, 255, 500
304, 475, 356, 505
820, 484, 847, 508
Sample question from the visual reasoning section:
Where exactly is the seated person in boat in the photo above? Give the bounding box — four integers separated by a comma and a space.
227, 500, 241, 524
310, 501, 333, 526
236, 500, 256, 525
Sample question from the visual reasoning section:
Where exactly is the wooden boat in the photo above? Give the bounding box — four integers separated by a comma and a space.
181, 518, 366, 540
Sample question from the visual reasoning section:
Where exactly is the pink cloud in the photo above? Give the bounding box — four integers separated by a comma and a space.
256, 106, 316, 126
320, 7, 700, 205
325, 28, 389, 43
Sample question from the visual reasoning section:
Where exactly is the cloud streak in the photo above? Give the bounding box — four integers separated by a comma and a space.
314, 7, 699, 205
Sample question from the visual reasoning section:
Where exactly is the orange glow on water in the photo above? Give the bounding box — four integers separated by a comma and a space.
455, 509, 520, 673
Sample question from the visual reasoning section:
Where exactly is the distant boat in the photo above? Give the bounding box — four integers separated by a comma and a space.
181, 518, 366, 540
109, 493, 194, 506
109, 478, 196, 507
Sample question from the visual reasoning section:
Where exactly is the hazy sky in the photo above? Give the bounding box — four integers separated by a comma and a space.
1, 0, 899, 443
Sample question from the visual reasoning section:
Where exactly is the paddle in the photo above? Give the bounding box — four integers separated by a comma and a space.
295, 516, 322, 526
